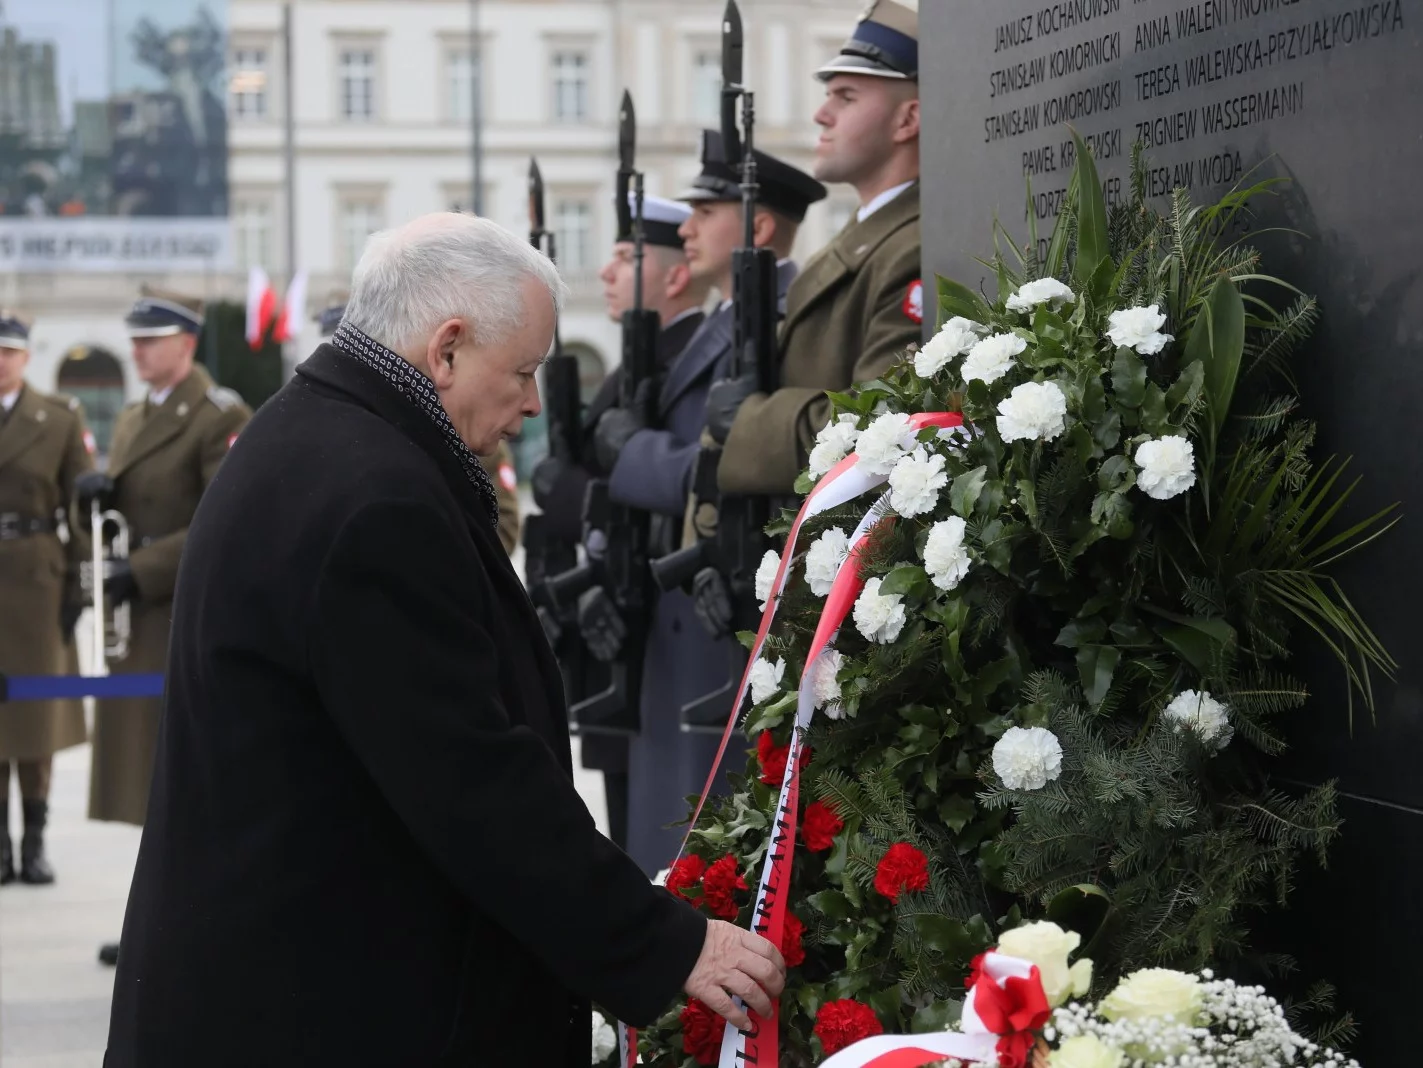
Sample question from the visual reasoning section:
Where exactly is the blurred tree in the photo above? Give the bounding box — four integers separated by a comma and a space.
196, 300, 282, 409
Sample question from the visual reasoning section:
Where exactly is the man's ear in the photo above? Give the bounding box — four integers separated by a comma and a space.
664, 259, 692, 302
752, 209, 779, 250
425, 318, 465, 387
893, 97, 921, 144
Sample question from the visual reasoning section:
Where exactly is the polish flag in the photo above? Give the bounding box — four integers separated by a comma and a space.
274, 269, 308, 343
246, 266, 277, 350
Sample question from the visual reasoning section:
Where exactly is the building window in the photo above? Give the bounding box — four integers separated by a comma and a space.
233, 199, 272, 271
230, 48, 268, 120
447, 49, 481, 124
339, 197, 384, 273
553, 198, 592, 273
551, 51, 588, 122
339, 48, 377, 121
691, 49, 720, 124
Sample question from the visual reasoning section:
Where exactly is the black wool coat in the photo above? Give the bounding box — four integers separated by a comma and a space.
104, 344, 707, 1068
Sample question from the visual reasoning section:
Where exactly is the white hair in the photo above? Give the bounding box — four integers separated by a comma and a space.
342, 212, 567, 355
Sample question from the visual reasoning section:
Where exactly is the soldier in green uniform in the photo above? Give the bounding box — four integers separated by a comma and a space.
319, 300, 521, 554
708, 0, 924, 495
75, 289, 252, 965
0, 311, 94, 886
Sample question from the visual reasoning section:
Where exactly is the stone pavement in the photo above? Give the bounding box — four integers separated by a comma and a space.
0, 732, 610, 1067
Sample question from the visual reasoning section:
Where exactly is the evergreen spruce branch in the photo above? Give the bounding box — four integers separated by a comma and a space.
1245, 293, 1318, 383
1234, 395, 1299, 442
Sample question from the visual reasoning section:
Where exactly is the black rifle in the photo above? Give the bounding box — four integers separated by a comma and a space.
543, 91, 660, 736
649, 0, 780, 733
521, 158, 597, 707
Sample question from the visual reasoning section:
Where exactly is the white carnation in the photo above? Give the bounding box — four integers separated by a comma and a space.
591, 1010, 617, 1063
888, 447, 949, 518
804, 527, 851, 597
748, 656, 786, 706
1106, 304, 1174, 355
807, 414, 860, 481
811, 648, 846, 719
754, 549, 781, 611
996, 380, 1068, 443
961, 332, 1027, 385
923, 516, 972, 591
992, 726, 1063, 790
914, 316, 981, 377
1162, 689, 1232, 749
854, 412, 918, 476
1134, 435, 1196, 500
852, 577, 907, 644
1005, 276, 1076, 313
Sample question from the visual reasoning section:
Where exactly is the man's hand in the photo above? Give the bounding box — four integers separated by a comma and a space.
75, 471, 115, 514
691, 566, 733, 639
104, 559, 140, 606
577, 586, 626, 662
592, 407, 645, 474
704, 374, 759, 446
683, 920, 786, 1031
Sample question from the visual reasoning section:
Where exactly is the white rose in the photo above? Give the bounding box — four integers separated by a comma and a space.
915, 316, 981, 377
1106, 304, 1174, 356
852, 576, 907, 644
1162, 689, 1232, 749
996, 380, 1068, 443
808, 414, 861, 481
961, 332, 1027, 385
1100, 968, 1203, 1025
1050, 1035, 1124, 1068
992, 726, 1063, 790
1134, 435, 1196, 501
804, 527, 851, 597
591, 1010, 617, 1063
888, 447, 949, 518
811, 648, 846, 718
996, 921, 1091, 1008
1006, 276, 1076, 313
748, 656, 786, 705
923, 516, 972, 591
855, 412, 918, 476
754, 549, 781, 611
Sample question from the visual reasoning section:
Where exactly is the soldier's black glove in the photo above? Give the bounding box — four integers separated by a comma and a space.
577, 586, 627, 663
104, 559, 140, 606
593, 406, 645, 474
705, 373, 759, 446
531, 455, 568, 512
75, 471, 115, 514
691, 566, 734, 639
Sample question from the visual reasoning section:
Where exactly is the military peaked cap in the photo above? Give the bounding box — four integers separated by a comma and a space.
618, 193, 692, 249
125, 286, 205, 338
0, 310, 31, 349
817, 0, 919, 81
676, 130, 827, 223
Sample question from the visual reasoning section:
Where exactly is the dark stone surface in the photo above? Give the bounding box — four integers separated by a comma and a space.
921, 1, 1422, 1055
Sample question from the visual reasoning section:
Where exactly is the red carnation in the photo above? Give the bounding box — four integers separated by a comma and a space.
700, 854, 748, 920
801, 799, 844, 852
664, 854, 707, 902
813, 998, 883, 1056
782, 911, 806, 968
874, 842, 930, 903
679, 998, 723, 1066
756, 730, 811, 786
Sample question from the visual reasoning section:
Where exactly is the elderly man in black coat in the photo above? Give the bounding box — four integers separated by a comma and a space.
103, 213, 784, 1067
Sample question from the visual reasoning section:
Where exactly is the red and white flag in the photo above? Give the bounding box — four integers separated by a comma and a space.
274, 269, 308, 343
246, 266, 277, 350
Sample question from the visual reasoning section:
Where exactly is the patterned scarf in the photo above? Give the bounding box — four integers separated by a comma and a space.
331, 321, 500, 529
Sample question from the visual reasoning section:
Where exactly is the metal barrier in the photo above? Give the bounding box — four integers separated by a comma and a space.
0, 674, 166, 702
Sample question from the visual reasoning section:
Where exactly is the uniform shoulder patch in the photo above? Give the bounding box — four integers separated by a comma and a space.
902, 280, 924, 325
206, 385, 243, 412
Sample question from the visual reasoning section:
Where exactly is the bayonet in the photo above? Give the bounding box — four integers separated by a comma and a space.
720, 0, 745, 164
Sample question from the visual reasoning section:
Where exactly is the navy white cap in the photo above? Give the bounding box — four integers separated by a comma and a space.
618, 193, 692, 249
817, 0, 919, 81
0, 310, 30, 350
676, 130, 828, 223
124, 287, 204, 338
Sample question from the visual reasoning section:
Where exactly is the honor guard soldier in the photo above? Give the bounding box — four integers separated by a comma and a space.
0, 311, 94, 886
590, 141, 824, 873
319, 299, 522, 554
532, 192, 711, 855
707, 0, 923, 495
74, 289, 252, 965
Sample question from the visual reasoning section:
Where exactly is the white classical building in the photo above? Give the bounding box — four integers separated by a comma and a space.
8, 0, 866, 464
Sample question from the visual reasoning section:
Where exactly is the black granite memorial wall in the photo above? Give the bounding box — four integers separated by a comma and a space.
921, 1, 1421, 1054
